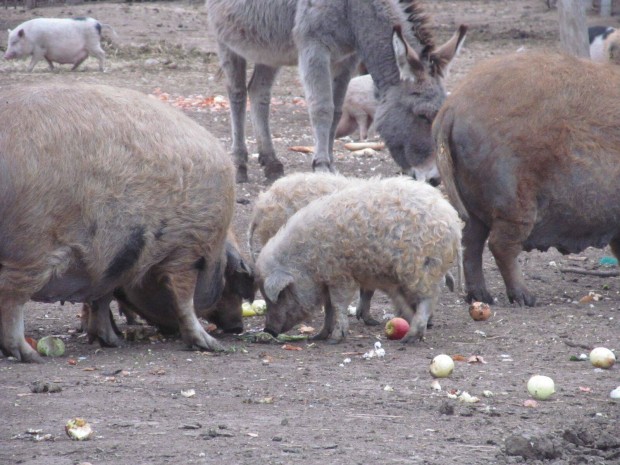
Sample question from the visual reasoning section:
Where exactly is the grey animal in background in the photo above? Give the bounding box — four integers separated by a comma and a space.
206, 0, 466, 183
0, 82, 235, 362
256, 177, 462, 343
4, 17, 112, 72
434, 51, 620, 307
335, 74, 378, 141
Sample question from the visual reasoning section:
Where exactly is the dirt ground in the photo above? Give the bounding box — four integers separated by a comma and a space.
0, 1, 619, 464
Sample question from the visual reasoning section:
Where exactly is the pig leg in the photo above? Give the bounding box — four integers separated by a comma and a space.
488, 219, 535, 307
248, 64, 284, 182
89, 44, 106, 71
217, 44, 250, 183
26, 50, 45, 72
335, 113, 356, 139
44, 57, 55, 71
354, 111, 369, 140
399, 295, 437, 343
164, 271, 224, 352
463, 214, 494, 304
355, 288, 380, 325
312, 286, 336, 340
86, 294, 122, 347
0, 297, 42, 363
70, 51, 89, 71
325, 285, 356, 342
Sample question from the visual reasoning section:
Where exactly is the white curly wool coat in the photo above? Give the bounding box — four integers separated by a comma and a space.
255, 176, 462, 343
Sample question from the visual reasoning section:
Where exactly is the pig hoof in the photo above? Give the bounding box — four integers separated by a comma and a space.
236, 166, 249, 183
2, 342, 43, 363
184, 329, 225, 352
311, 331, 329, 341
507, 289, 536, 307
361, 315, 381, 326
263, 162, 284, 182
465, 289, 494, 305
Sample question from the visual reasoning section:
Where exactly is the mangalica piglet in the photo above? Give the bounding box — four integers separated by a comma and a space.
249, 172, 382, 325
255, 177, 462, 343
82, 233, 254, 347
335, 74, 377, 141
434, 51, 620, 307
0, 82, 235, 362
4, 17, 111, 72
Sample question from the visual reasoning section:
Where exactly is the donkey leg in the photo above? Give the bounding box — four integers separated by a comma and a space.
248, 64, 284, 182
217, 44, 250, 183
328, 55, 359, 155
297, 44, 335, 172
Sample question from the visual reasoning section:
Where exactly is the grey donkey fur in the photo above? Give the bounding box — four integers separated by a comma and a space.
255, 177, 463, 344
207, 0, 467, 183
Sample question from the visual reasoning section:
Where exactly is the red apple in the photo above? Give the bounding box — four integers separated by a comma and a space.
385, 317, 410, 340
469, 301, 491, 321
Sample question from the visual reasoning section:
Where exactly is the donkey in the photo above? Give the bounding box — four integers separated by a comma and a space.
207, 0, 467, 183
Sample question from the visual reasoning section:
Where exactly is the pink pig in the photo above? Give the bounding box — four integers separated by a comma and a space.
5, 17, 111, 72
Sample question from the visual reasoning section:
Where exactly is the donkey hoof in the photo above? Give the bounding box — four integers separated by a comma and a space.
312, 160, 333, 173
236, 165, 249, 183
263, 162, 284, 182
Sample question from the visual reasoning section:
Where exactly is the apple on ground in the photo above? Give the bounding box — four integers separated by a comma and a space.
385, 317, 410, 340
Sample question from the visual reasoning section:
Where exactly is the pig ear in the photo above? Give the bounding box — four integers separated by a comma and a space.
429, 24, 467, 78
392, 25, 425, 82
17, 29, 25, 38
263, 269, 294, 303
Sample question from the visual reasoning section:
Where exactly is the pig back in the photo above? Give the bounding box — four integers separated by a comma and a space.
258, 177, 461, 292
436, 51, 620, 253
0, 82, 235, 298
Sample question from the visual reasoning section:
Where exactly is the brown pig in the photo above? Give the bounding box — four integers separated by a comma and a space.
0, 82, 235, 362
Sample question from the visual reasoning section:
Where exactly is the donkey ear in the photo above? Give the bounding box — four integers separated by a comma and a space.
392, 25, 425, 82
430, 24, 468, 78
263, 269, 294, 303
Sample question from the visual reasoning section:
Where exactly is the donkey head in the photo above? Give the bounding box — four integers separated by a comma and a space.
375, 24, 467, 185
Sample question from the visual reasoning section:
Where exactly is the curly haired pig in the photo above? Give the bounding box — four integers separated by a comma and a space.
249, 172, 386, 325
0, 82, 235, 362
255, 177, 462, 343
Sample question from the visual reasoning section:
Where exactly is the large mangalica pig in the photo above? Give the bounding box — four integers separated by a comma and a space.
434, 51, 620, 307
82, 233, 254, 347
0, 82, 235, 362
4, 17, 109, 72
255, 177, 462, 343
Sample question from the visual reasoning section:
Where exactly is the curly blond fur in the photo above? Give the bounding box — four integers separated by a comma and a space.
256, 176, 462, 343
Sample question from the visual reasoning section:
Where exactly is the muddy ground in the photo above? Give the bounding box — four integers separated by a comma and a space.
0, 1, 619, 464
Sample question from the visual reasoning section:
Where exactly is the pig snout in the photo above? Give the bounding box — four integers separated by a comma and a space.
4, 51, 17, 60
